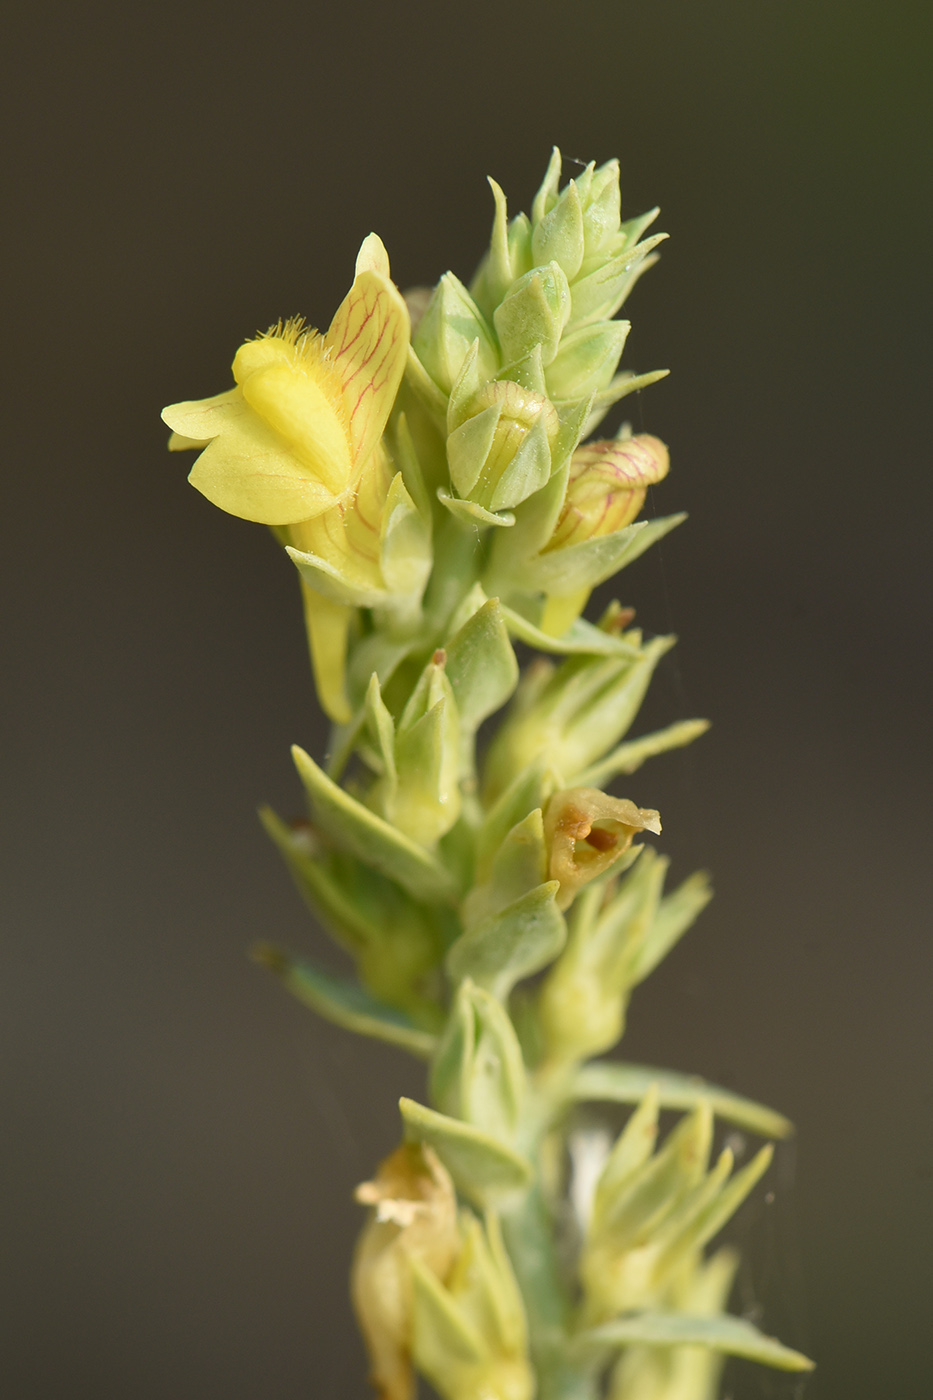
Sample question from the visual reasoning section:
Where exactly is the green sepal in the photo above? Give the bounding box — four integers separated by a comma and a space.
291, 744, 457, 903
475, 759, 555, 877
391, 411, 434, 525
531, 147, 563, 226
285, 543, 385, 609
568, 233, 668, 327
499, 603, 641, 660
414, 272, 500, 396
494, 261, 571, 367
447, 882, 567, 1000
445, 598, 519, 735
469, 178, 514, 318
400, 1097, 534, 1208
496, 343, 547, 396
251, 945, 437, 1058
448, 402, 501, 499
411, 1256, 488, 1372
405, 344, 450, 428
575, 718, 710, 788
430, 978, 526, 1140
545, 319, 629, 401
630, 870, 713, 986
462, 809, 548, 929
437, 489, 515, 530
362, 673, 397, 787
379, 472, 433, 599
489, 411, 553, 512
582, 367, 671, 435
575, 1312, 813, 1373
523, 515, 686, 597
531, 177, 585, 280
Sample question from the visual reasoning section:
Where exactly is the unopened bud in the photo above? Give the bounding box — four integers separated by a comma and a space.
545, 434, 669, 553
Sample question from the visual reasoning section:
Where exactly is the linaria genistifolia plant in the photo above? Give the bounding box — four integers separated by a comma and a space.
164, 150, 813, 1400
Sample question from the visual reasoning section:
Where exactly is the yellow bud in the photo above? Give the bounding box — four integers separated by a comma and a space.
351, 1143, 459, 1400
545, 433, 669, 552
544, 787, 661, 910
469, 379, 560, 487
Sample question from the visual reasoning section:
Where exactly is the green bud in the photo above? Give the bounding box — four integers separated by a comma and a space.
411, 1213, 533, 1400
494, 261, 571, 367
291, 743, 457, 904
445, 597, 519, 737
538, 848, 668, 1063
382, 652, 462, 847
414, 273, 500, 396
259, 804, 444, 1022
446, 378, 560, 513
482, 636, 675, 800
430, 978, 526, 1140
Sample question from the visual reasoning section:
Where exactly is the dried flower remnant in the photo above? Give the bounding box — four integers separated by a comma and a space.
352, 1143, 459, 1400
544, 787, 661, 910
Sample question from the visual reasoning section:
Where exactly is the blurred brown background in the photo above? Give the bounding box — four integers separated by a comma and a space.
2, 1, 930, 1396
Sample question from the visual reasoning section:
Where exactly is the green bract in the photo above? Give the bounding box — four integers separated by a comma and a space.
167, 149, 812, 1400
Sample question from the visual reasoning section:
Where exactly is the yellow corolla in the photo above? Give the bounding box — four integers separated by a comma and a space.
162, 235, 409, 526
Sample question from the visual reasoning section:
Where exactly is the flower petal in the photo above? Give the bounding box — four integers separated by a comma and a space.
325, 268, 409, 469
184, 393, 343, 525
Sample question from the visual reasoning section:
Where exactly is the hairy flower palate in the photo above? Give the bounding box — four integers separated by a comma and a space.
169, 151, 813, 1400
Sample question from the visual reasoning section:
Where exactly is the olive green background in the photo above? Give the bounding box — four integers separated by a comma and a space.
2, 1, 930, 1396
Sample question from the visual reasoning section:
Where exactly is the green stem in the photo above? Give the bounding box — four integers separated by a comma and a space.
501, 1188, 598, 1400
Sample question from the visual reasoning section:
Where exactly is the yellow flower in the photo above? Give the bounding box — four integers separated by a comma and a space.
162, 234, 409, 526
545, 432, 669, 552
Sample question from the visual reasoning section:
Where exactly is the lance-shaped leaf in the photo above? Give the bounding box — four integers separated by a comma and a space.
576, 719, 710, 789
523, 514, 686, 597
400, 1098, 534, 1208
629, 870, 713, 986
291, 745, 457, 903
446, 882, 567, 1001
252, 946, 437, 1058
445, 598, 519, 735
259, 804, 445, 1014
582, 368, 670, 436
499, 603, 642, 659
568, 1062, 793, 1141
575, 1313, 813, 1373
430, 979, 526, 1140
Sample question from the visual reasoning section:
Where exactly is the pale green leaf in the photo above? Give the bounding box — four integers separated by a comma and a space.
447, 882, 567, 1000
252, 946, 436, 1057
569, 1061, 793, 1139
577, 1311, 813, 1372
400, 1097, 534, 1207
291, 745, 457, 904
